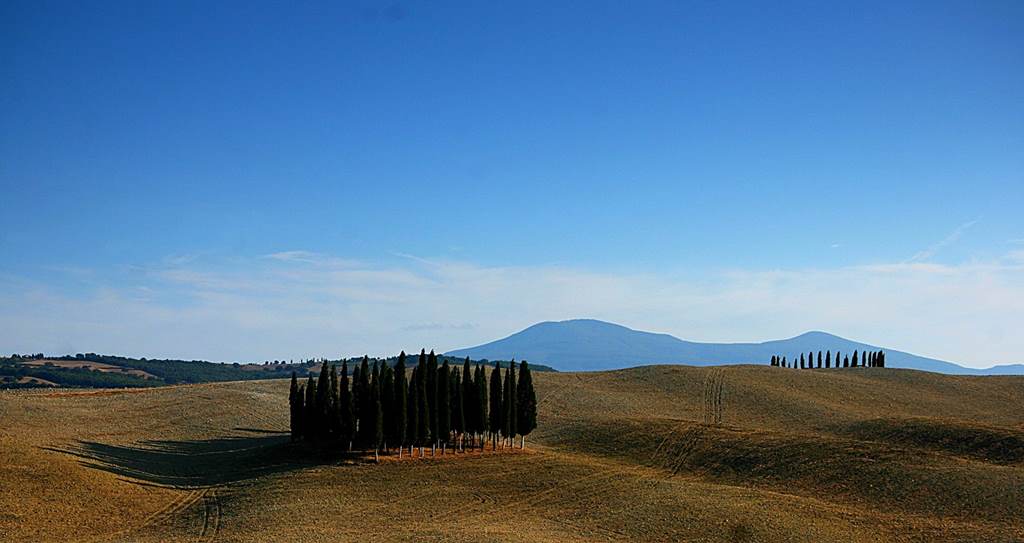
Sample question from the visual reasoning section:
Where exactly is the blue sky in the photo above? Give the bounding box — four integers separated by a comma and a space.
2, 1, 1022, 366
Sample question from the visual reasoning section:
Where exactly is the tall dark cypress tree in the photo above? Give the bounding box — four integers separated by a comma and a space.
826, 350, 831, 368
437, 360, 451, 452
352, 363, 362, 431
381, 362, 395, 451
315, 362, 331, 438
817, 351, 822, 368
461, 358, 474, 447
516, 360, 537, 449
770, 355, 777, 366
394, 352, 408, 457
357, 356, 371, 445
289, 371, 300, 441
835, 352, 841, 368
782, 356, 787, 368
800, 353, 805, 369
452, 368, 464, 450
843, 355, 849, 368
407, 366, 419, 456
488, 362, 503, 449
476, 365, 488, 449
339, 361, 354, 449
852, 351, 859, 368
328, 364, 340, 437
426, 350, 439, 451
370, 366, 383, 461
304, 374, 316, 440
506, 362, 518, 447
416, 355, 430, 454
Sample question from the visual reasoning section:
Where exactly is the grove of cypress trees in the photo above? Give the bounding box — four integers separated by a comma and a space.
488, 362, 503, 450
437, 360, 451, 453
340, 361, 354, 450
394, 352, 408, 457
516, 360, 537, 449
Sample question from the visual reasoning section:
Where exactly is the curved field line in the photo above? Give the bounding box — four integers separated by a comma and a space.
101, 488, 204, 542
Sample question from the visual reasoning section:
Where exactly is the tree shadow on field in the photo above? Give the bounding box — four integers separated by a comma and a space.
45, 433, 356, 488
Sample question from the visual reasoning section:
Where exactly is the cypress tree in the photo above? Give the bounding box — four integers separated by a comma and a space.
770, 355, 777, 367
407, 366, 419, 456
476, 365, 488, 449
370, 367, 383, 461
352, 363, 362, 430
817, 351, 822, 368
416, 355, 430, 455
826, 350, 831, 368
329, 364, 340, 437
339, 361, 354, 449
852, 351, 859, 367
516, 360, 537, 449
427, 350, 438, 451
304, 374, 316, 440
394, 352, 408, 457
879, 350, 886, 368
461, 358, 474, 447
835, 352, 841, 368
507, 361, 518, 448
843, 355, 849, 368
800, 353, 805, 369
315, 362, 331, 438
452, 369, 464, 450
381, 362, 395, 451
488, 362, 503, 449
782, 356, 787, 368
438, 360, 451, 453
289, 371, 300, 441
357, 356, 371, 445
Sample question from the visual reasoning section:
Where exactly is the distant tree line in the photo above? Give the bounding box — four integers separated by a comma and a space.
288, 350, 538, 461
769, 350, 886, 369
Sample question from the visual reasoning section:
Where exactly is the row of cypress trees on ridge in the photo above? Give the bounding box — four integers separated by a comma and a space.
769, 350, 886, 369
287, 349, 538, 461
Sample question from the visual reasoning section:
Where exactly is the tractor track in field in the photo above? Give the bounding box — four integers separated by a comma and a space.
198, 488, 222, 542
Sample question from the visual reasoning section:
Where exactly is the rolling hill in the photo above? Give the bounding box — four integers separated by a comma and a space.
447, 319, 1024, 374
3, 366, 1023, 542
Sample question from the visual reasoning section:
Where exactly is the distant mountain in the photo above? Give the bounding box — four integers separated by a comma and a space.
446, 319, 1024, 375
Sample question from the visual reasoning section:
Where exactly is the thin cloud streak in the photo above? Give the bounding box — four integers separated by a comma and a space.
1, 253, 1022, 368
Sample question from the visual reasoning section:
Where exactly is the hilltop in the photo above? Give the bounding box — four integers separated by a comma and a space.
447, 319, 1024, 374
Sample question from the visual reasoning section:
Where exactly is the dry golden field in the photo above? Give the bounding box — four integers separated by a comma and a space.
2, 365, 1023, 542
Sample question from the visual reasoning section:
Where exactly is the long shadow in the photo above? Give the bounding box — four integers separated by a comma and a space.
45, 434, 357, 488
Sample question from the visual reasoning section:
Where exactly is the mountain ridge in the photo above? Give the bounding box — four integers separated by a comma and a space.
446, 319, 1024, 375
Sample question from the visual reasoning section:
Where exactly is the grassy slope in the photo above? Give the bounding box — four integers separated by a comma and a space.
1, 366, 1022, 542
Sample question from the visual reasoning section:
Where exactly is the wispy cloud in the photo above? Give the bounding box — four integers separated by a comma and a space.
905, 219, 978, 263
1, 251, 1022, 368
